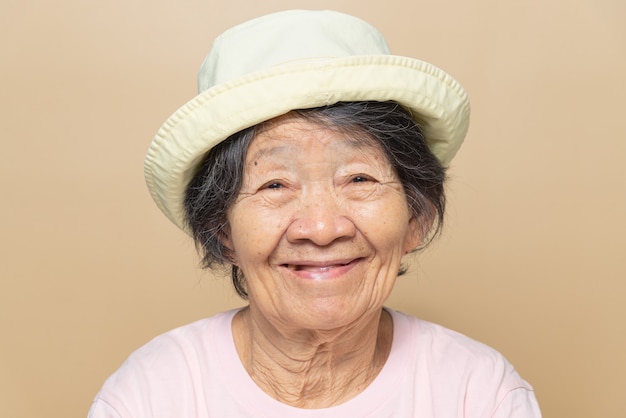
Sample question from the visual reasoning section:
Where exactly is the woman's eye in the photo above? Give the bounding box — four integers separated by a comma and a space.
351, 175, 371, 183
264, 181, 284, 189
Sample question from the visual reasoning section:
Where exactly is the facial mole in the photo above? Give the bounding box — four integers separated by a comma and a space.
254, 161, 258, 166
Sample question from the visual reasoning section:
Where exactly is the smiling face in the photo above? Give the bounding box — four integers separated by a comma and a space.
225, 113, 422, 331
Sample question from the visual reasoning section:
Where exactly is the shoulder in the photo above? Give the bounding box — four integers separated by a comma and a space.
390, 309, 525, 379
121, 309, 234, 369
90, 309, 239, 417
387, 309, 540, 417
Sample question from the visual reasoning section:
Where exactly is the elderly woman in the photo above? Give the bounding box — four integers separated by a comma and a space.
89, 10, 541, 417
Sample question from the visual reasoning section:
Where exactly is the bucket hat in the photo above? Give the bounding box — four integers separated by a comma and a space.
144, 9, 470, 233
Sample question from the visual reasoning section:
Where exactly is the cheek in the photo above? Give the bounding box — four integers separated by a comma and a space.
356, 200, 413, 251
227, 204, 287, 262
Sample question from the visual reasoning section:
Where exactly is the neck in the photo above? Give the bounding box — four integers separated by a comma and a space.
232, 306, 393, 408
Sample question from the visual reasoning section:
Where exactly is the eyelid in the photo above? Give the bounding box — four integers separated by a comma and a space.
349, 173, 378, 183
259, 179, 287, 190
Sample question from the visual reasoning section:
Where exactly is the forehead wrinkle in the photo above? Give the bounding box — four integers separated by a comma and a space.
247, 142, 294, 164
246, 113, 395, 173
245, 118, 310, 163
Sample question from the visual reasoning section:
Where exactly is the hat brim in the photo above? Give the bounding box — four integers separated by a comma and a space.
144, 54, 470, 233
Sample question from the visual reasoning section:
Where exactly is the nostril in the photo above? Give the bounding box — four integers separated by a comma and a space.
286, 206, 357, 246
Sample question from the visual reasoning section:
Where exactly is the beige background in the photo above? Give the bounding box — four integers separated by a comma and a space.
2, 0, 625, 417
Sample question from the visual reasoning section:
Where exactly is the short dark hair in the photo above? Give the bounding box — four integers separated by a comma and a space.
184, 101, 447, 299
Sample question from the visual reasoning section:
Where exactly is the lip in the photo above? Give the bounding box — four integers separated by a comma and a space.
279, 258, 362, 280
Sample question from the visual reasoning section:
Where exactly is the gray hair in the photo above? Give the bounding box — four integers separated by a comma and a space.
184, 101, 446, 299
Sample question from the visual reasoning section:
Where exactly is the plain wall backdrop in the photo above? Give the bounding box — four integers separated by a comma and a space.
2, 0, 625, 416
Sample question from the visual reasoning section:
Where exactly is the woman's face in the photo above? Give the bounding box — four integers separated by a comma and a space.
225, 114, 422, 331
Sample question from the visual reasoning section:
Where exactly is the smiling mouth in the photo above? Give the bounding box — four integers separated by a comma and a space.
284, 264, 346, 271
282, 259, 358, 272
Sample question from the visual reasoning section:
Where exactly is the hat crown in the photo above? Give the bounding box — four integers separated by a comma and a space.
198, 10, 391, 92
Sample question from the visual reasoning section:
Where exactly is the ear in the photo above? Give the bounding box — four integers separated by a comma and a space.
403, 217, 421, 254
403, 214, 433, 254
218, 228, 238, 265
220, 231, 233, 252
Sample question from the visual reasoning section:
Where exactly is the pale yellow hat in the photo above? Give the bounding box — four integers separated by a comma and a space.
144, 10, 470, 233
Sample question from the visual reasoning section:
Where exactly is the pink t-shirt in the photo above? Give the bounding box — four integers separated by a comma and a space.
89, 309, 541, 417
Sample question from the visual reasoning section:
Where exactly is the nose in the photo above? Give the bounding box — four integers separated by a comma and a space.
286, 188, 356, 246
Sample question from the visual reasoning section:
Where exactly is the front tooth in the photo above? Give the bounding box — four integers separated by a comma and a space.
287, 263, 346, 271
304, 265, 333, 271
